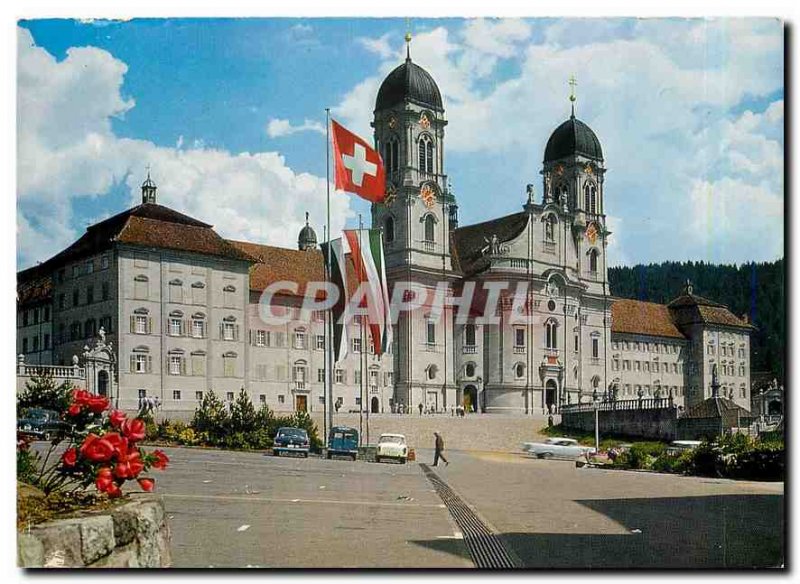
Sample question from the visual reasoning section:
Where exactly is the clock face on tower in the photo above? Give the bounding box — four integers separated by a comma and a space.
420, 184, 436, 208
586, 222, 598, 245
387, 115, 398, 130
419, 112, 431, 130
384, 182, 397, 206
555, 164, 564, 176
585, 162, 594, 175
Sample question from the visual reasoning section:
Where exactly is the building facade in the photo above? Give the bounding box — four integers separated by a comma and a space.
16, 45, 753, 415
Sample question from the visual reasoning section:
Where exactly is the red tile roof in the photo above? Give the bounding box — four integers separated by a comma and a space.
611, 298, 686, 339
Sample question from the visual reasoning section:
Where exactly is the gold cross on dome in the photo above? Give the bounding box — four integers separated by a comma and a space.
568, 75, 577, 102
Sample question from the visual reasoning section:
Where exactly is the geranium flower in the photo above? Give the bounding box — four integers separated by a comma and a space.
121, 418, 146, 442
61, 447, 77, 467
87, 395, 110, 414
72, 389, 91, 405
67, 404, 82, 417
95, 466, 114, 492
80, 434, 115, 463
137, 478, 155, 492
151, 449, 170, 470
109, 410, 127, 428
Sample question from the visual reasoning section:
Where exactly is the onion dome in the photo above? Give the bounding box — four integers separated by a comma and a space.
375, 34, 443, 112
297, 212, 317, 251
544, 115, 603, 163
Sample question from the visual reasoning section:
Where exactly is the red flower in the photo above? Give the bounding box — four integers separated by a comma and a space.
114, 450, 144, 479
95, 467, 114, 492
72, 389, 91, 405
102, 432, 128, 457
87, 395, 110, 414
105, 482, 122, 498
109, 410, 127, 428
151, 449, 170, 470
121, 418, 146, 442
80, 433, 115, 463
137, 478, 155, 492
67, 404, 82, 417
61, 448, 77, 467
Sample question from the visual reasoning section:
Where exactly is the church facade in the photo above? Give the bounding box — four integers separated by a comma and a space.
16, 46, 754, 416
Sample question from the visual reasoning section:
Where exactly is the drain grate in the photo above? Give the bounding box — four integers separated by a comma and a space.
420, 464, 517, 569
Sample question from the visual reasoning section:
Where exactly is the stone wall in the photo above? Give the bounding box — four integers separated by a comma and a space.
18, 497, 170, 568
561, 405, 679, 441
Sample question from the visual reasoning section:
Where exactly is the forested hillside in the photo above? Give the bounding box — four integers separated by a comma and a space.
608, 260, 785, 380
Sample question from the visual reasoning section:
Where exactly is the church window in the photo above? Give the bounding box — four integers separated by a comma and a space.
464, 324, 476, 347
384, 137, 399, 174
514, 363, 525, 379
418, 135, 434, 174
465, 363, 476, 377
385, 216, 395, 243
424, 214, 436, 242
592, 337, 599, 359
584, 182, 598, 214
545, 319, 558, 349
426, 321, 436, 346
134, 275, 149, 300
589, 249, 599, 274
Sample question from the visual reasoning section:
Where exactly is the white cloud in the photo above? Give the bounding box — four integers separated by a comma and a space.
341, 18, 783, 263
356, 33, 395, 59
266, 118, 326, 138
17, 27, 351, 268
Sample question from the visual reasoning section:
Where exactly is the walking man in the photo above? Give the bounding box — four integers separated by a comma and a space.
433, 431, 449, 467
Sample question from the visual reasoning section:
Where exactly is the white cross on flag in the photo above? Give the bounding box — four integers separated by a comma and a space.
332, 119, 386, 203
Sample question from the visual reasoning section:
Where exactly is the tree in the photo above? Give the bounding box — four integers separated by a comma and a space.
17, 374, 73, 414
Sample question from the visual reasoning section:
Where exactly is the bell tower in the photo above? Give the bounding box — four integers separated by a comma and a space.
369, 31, 458, 413
370, 32, 454, 274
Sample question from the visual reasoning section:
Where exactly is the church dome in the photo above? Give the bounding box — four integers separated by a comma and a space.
375, 58, 443, 112
297, 213, 318, 251
544, 115, 603, 163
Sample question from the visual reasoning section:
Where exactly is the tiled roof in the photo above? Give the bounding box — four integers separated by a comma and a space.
681, 396, 752, 423
116, 216, 255, 262
451, 212, 529, 276
228, 240, 361, 298
18, 203, 253, 281
611, 298, 686, 339
668, 292, 752, 330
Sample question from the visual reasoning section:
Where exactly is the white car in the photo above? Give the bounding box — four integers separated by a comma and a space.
376, 433, 408, 464
522, 437, 596, 459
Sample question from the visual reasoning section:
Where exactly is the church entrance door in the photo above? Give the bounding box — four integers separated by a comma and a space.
545, 379, 557, 411
463, 385, 477, 412
296, 395, 307, 412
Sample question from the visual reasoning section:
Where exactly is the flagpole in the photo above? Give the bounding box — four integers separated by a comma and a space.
325, 107, 334, 444
358, 215, 365, 447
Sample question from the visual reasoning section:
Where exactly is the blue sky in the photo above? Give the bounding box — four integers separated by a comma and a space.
17, 18, 784, 270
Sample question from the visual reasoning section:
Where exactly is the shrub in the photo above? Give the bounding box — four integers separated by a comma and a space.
18, 374, 74, 414
625, 442, 668, 470
191, 390, 230, 446
728, 444, 784, 481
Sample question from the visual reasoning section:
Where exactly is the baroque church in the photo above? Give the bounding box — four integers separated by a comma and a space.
16, 39, 754, 416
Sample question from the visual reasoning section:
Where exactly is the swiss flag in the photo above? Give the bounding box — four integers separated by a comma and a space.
332, 119, 386, 203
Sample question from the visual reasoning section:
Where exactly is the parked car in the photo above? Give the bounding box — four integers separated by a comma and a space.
327, 426, 359, 460
666, 440, 703, 456
272, 427, 310, 458
17, 408, 71, 441
521, 437, 596, 459
376, 433, 408, 463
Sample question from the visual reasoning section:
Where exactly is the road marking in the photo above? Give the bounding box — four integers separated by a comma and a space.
162, 493, 447, 509
237, 524, 251, 532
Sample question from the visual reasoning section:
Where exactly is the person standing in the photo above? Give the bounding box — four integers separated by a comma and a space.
418, 403, 423, 416
433, 431, 448, 467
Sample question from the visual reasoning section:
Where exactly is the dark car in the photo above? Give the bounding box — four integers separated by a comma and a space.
326, 426, 358, 460
273, 427, 310, 458
17, 408, 71, 441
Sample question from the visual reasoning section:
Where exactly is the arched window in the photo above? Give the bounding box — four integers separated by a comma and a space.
584, 182, 598, 214
418, 135, 434, 174
545, 319, 558, 349
383, 137, 399, 174
464, 323, 476, 347
424, 214, 436, 242
385, 216, 395, 243
587, 248, 599, 273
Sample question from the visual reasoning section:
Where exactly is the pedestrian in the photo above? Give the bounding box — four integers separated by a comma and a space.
418, 403, 423, 416
433, 431, 449, 467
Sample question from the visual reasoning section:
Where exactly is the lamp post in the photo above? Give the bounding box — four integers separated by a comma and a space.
592, 388, 600, 455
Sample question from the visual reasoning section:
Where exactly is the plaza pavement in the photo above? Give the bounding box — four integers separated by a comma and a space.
156, 444, 784, 569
